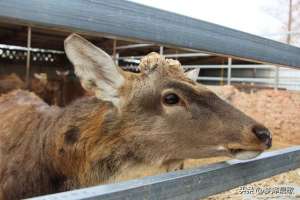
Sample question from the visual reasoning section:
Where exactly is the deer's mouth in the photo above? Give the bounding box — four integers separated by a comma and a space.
229, 149, 262, 160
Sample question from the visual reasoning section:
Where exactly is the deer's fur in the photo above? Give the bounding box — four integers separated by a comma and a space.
0, 73, 25, 94
0, 34, 270, 199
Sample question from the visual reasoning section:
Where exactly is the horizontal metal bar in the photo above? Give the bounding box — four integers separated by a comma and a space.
29, 146, 300, 200
119, 52, 211, 60
183, 65, 277, 69
197, 76, 300, 83
197, 77, 275, 83
116, 43, 154, 50
164, 53, 211, 58
118, 56, 145, 60
123, 65, 277, 70
1, 1, 300, 68
0, 44, 64, 54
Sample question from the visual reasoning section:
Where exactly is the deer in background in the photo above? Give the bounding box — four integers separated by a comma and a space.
32, 71, 86, 107
31, 72, 60, 105
0, 34, 271, 200
55, 70, 86, 106
0, 73, 25, 94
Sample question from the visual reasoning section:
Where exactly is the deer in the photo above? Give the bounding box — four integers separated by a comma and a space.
55, 70, 86, 106
31, 73, 60, 105
0, 34, 272, 200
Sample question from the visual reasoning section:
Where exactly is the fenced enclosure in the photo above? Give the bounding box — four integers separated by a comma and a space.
0, 0, 299, 199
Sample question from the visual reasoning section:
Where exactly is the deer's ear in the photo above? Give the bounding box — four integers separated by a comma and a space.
63, 70, 70, 76
34, 73, 47, 80
34, 73, 42, 79
64, 34, 125, 107
55, 70, 61, 76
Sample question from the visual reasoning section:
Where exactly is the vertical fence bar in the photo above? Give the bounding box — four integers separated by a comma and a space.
25, 26, 32, 88
274, 66, 279, 90
227, 57, 232, 85
112, 39, 117, 64
115, 53, 119, 66
160, 46, 164, 55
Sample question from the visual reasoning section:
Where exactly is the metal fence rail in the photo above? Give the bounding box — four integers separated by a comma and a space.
183, 64, 300, 90
122, 64, 300, 89
183, 64, 276, 69
29, 147, 300, 200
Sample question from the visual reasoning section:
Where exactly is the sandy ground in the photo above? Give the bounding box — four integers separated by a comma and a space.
114, 86, 300, 199
210, 86, 300, 145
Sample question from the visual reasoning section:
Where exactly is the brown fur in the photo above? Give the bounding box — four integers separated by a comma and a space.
30, 77, 61, 105
0, 73, 25, 94
0, 34, 271, 199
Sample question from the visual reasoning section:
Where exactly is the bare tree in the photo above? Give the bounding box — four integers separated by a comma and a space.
287, 0, 292, 44
264, 0, 300, 46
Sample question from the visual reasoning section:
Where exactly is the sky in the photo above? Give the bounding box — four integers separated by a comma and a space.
130, 0, 285, 41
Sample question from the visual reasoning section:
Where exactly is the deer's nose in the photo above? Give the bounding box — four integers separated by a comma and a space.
252, 125, 272, 148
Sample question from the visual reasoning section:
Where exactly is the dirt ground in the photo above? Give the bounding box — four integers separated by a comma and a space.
209, 85, 300, 146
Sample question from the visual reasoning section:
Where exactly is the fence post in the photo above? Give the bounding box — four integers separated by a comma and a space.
227, 57, 232, 85
274, 66, 279, 90
112, 39, 117, 65
115, 53, 119, 66
160, 46, 164, 55
25, 26, 31, 88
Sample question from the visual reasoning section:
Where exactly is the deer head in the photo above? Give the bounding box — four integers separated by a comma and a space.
56, 70, 70, 80
64, 34, 271, 163
33, 73, 48, 85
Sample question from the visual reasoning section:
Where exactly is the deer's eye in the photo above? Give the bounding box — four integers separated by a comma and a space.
163, 93, 180, 105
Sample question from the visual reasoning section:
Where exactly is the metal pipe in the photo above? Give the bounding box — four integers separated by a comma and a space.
115, 53, 119, 66
182, 65, 276, 69
25, 26, 32, 88
274, 67, 279, 90
112, 39, 117, 64
0, 44, 64, 54
227, 57, 232, 85
160, 46, 164, 55
116, 43, 154, 50
197, 77, 276, 84
126, 64, 278, 70
119, 53, 210, 60
287, 0, 293, 44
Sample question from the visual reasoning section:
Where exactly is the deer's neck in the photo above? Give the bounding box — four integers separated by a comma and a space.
44, 96, 142, 190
